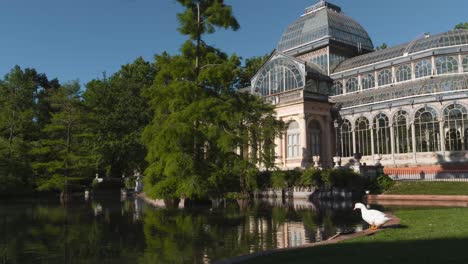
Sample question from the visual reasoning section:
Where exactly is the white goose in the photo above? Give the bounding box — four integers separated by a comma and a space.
354, 203, 391, 230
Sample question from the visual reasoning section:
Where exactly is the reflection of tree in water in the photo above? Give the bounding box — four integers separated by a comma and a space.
0, 200, 145, 263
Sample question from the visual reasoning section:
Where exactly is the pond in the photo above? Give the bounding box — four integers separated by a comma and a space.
0, 194, 367, 264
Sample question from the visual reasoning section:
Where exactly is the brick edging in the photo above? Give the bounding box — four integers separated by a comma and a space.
366, 194, 468, 202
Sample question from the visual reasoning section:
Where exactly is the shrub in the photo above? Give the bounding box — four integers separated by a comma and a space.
376, 174, 395, 192
300, 167, 322, 187
271, 171, 287, 189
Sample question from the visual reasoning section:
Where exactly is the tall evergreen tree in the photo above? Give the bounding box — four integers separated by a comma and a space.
142, 1, 283, 201
0, 66, 37, 194
31, 82, 96, 198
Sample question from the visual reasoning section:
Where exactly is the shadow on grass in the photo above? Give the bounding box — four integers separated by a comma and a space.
240, 238, 468, 264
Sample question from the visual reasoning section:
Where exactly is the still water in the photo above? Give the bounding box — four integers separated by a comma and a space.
0, 194, 366, 264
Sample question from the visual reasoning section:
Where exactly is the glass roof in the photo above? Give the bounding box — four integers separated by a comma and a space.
334, 30, 468, 73
330, 74, 468, 108
277, 1, 373, 53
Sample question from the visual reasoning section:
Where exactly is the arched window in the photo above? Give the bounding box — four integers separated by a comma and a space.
340, 119, 353, 157
346, 77, 359, 93
393, 111, 412, 154
415, 60, 433, 78
396, 65, 412, 82
378, 69, 393, 86
463, 55, 468, 72
373, 113, 391, 154
436, 56, 458, 75
308, 120, 321, 157
355, 117, 372, 156
444, 104, 468, 151
361, 73, 375, 90
253, 58, 304, 96
414, 107, 440, 152
332, 81, 343, 95
287, 121, 300, 158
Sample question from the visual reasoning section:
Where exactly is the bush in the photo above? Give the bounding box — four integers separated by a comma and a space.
319, 169, 365, 190
271, 171, 287, 189
300, 167, 322, 187
376, 174, 395, 192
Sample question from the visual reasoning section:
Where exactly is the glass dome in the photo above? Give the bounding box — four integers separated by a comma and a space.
277, 1, 374, 54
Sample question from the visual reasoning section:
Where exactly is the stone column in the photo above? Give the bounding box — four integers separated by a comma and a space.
352, 124, 357, 155
370, 125, 375, 157
299, 115, 308, 165
390, 120, 396, 165
411, 121, 417, 162
439, 119, 445, 152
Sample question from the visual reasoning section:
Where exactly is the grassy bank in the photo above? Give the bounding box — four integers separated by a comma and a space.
384, 181, 468, 195
241, 207, 468, 264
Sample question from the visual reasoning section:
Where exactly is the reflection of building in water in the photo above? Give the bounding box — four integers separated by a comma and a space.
276, 222, 307, 248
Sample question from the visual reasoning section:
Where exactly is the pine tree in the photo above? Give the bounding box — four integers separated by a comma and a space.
31, 82, 97, 199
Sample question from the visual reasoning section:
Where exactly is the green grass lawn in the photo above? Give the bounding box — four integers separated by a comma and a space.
384, 181, 468, 195
241, 207, 468, 264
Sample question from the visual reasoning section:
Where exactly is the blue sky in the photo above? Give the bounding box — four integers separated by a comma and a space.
1, 0, 467, 86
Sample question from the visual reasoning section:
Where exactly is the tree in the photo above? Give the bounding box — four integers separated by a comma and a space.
0, 66, 37, 194
455, 22, 468, 30
31, 82, 96, 199
176, 0, 239, 75
84, 57, 154, 178
375, 43, 388, 50
142, 2, 283, 201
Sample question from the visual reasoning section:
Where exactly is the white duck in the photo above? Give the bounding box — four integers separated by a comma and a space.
353, 203, 391, 230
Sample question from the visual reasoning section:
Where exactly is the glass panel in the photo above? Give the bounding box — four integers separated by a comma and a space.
332, 81, 343, 95
415, 60, 433, 78
373, 113, 391, 154
378, 69, 393, 86
463, 55, 468, 72
444, 104, 467, 151
436, 56, 458, 75
396, 65, 412, 82
414, 107, 440, 152
393, 111, 412, 153
355, 117, 371, 156
340, 119, 353, 157
254, 58, 304, 97
361, 73, 375, 90
345, 77, 358, 93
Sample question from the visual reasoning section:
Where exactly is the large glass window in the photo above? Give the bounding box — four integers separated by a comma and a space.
355, 117, 372, 156
373, 113, 391, 154
308, 120, 321, 157
346, 77, 359, 93
378, 69, 393, 86
332, 81, 343, 95
463, 55, 468, 72
340, 119, 353, 157
436, 56, 458, 75
393, 111, 412, 154
287, 121, 300, 158
361, 73, 375, 90
444, 104, 468, 151
254, 58, 304, 97
415, 60, 433, 78
396, 65, 412, 82
415, 107, 440, 152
